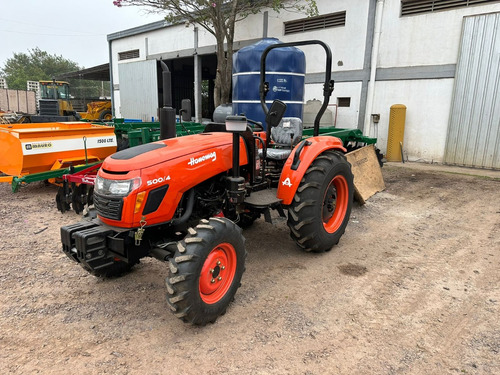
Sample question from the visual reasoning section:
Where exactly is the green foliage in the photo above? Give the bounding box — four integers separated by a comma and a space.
0, 47, 80, 90
0, 48, 109, 98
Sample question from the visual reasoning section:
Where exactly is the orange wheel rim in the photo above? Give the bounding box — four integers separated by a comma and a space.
322, 175, 349, 233
199, 243, 237, 304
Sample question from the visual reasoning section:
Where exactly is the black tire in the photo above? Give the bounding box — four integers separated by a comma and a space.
80, 260, 135, 278
287, 150, 353, 253
99, 110, 112, 121
166, 217, 246, 325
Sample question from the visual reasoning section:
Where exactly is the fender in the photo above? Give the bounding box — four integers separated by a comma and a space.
277, 136, 346, 205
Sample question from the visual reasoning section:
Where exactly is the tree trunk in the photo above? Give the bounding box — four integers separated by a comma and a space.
212, 0, 235, 109
213, 38, 225, 108
213, 37, 233, 108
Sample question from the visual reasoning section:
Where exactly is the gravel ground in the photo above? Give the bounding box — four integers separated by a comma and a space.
0, 163, 499, 374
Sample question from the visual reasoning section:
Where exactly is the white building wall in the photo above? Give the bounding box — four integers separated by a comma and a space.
372, 79, 454, 162
305, 82, 363, 129
371, 0, 500, 162
110, 22, 218, 118
378, 1, 500, 67
147, 26, 193, 55
108, 0, 500, 165
245, 1, 369, 73
259, 0, 369, 129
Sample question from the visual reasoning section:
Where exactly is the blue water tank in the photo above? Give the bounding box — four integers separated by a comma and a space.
232, 38, 305, 128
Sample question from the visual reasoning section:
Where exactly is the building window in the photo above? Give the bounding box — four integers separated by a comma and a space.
284, 11, 346, 35
401, 0, 499, 17
337, 97, 351, 107
118, 49, 140, 61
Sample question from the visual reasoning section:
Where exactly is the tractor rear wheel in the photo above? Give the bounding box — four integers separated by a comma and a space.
288, 150, 353, 253
166, 217, 246, 325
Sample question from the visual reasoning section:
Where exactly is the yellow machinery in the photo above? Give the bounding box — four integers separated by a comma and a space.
36, 81, 112, 122
38, 80, 76, 116
79, 101, 112, 121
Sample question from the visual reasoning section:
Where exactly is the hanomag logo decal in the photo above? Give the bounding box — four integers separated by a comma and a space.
187, 151, 217, 166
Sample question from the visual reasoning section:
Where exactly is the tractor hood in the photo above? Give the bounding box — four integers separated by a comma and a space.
95, 131, 249, 229
101, 132, 233, 173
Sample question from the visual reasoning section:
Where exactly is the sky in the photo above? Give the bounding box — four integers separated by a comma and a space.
0, 0, 162, 70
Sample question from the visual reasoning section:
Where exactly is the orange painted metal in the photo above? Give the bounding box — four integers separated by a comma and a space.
0, 122, 117, 176
199, 243, 237, 304
322, 175, 349, 233
277, 136, 346, 205
98, 132, 249, 228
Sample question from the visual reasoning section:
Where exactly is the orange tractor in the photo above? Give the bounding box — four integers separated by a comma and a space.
61, 40, 354, 325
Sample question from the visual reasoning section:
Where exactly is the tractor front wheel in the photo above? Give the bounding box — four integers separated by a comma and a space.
288, 150, 353, 253
99, 110, 112, 121
166, 217, 246, 325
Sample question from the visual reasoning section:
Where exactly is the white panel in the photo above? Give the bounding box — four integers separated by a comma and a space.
444, 12, 500, 169
305, 82, 363, 129
372, 79, 455, 163
235, 0, 369, 73
378, 0, 500, 68
148, 25, 197, 55
118, 60, 158, 121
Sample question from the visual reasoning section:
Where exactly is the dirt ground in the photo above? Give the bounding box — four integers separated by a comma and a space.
0, 163, 499, 375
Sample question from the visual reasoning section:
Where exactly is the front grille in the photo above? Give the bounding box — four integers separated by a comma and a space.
93, 192, 123, 220
39, 99, 59, 115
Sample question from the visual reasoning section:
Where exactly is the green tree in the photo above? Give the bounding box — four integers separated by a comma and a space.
0, 48, 109, 100
113, 0, 317, 107
0, 47, 80, 90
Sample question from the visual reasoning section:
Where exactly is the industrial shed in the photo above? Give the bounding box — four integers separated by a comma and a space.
107, 0, 500, 169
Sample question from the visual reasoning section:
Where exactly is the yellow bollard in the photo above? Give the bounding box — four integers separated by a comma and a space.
386, 104, 407, 162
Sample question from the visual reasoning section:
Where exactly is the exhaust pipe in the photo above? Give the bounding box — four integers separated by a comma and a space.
160, 61, 176, 140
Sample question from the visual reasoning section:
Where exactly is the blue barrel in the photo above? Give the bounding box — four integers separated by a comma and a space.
232, 38, 305, 128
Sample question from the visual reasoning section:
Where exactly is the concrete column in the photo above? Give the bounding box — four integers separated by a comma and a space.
263, 11, 268, 38
194, 27, 202, 123
364, 0, 385, 137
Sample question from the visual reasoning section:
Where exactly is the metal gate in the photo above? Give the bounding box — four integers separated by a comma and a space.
444, 12, 500, 169
118, 60, 158, 121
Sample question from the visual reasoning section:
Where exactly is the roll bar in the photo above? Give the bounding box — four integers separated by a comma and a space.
259, 40, 334, 137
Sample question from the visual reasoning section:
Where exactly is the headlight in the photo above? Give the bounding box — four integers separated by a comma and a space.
95, 175, 141, 197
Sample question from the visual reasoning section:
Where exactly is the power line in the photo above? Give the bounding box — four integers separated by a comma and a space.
0, 17, 103, 36
0, 29, 104, 37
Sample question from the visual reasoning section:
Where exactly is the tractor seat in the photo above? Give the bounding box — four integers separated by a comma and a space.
261, 117, 303, 160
